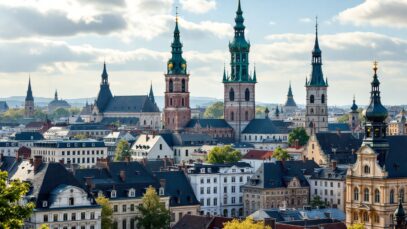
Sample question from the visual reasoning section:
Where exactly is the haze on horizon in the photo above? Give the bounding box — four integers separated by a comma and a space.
0, 0, 406, 106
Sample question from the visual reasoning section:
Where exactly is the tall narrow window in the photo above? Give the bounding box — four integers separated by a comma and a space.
310, 95, 315, 104
229, 88, 235, 101
321, 94, 325, 104
375, 189, 380, 203
231, 112, 234, 121
354, 188, 359, 201
182, 79, 186, 92
390, 190, 395, 203
245, 88, 250, 101
169, 79, 174, 92
364, 188, 369, 202
245, 111, 249, 121
400, 189, 405, 203
182, 98, 185, 107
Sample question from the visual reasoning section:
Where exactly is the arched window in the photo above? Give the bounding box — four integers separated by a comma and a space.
364, 188, 369, 202
223, 209, 228, 217
169, 79, 174, 92
321, 94, 325, 104
310, 108, 314, 114
231, 208, 236, 217
229, 88, 235, 101
182, 79, 186, 92
353, 212, 358, 221
390, 190, 395, 203
231, 112, 234, 121
354, 187, 359, 201
375, 189, 380, 203
69, 197, 75, 205
245, 88, 250, 101
245, 111, 249, 121
310, 95, 315, 104
400, 189, 405, 203
364, 165, 370, 174
363, 212, 369, 222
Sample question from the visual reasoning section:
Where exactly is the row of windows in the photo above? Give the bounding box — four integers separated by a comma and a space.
200, 196, 243, 206
353, 187, 405, 203
229, 88, 251, 102
50, 226, 95, 229
314, 180, 341, 188
353, 212, 380, 224
244, 135, 287, 142
309, 94, 325, 104
43, 211, 95, 222
229, 110, 251, 121
168, 79, 186, 93
200, 186, 243, 195
199, 176, 249, 184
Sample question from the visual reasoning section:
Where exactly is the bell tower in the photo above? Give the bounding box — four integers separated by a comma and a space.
305, 19, 328, 134
24, 77, 34, 118
223, 0, 256, 141
349, 96, 360, 133
163, 11, 191, 131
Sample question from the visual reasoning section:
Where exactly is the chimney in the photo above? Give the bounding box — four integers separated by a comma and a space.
33, 156, 43, 171
124, 156, 130, 163
96, 158, 109, 169
331, 160, 337, 170
84, 176, 94, 191
119, 170, 126, 182
145, 134, 149, 142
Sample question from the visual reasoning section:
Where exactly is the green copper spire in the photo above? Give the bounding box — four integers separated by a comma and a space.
167, 9, 187, 75
226, 0, 252, 83
307, 17, 327, 87
222, 64, 227, 82
365, 61, 388, 122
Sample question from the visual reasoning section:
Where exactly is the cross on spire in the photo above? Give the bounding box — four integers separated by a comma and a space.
373, 60, 378, 74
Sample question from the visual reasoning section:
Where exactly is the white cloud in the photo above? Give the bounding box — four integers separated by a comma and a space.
180, 18, 233, 39
336, 0, 407, 28
180, 0, 216, 14
299, 17, 312, 23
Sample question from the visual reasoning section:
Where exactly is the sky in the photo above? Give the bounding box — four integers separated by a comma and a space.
0, 0, 407, 106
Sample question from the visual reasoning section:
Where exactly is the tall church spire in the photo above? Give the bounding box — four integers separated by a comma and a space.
95, 62, 113, 112
167, 8, 187, 75
363, 61, 389, 164
149, 82, 155, 103
307, 17, 327, 87
101, 61, 109, 85
25, 76, 33, 101
54, 90, 58, 101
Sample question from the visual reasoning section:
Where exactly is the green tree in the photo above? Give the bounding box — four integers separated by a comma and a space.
96, 196, 113, 229
223, 217, 271, 229
51, 108, 70, 120
114, 140, 131, 161
39, 224, 50, 229
288, 127, 309, 147
337, 114, 350, 123
68, 107, 81, 116
348, 223, 364, 229
203, 102, 224, 119
207, 145, 242, 164
33, 109, 47, 120
0, 108, 24, 122
0, 171, 35, 228
310, 195, 326, 208
272, 146, 292, 161
255, 106, 267, 118
135, 186, 170, 229
73, 133, 88, 140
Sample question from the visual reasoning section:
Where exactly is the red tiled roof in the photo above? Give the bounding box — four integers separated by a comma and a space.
243, 150, 273, 160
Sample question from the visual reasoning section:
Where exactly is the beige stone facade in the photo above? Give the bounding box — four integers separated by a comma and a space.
346, 145, 407, 229
304, 134, 328, 165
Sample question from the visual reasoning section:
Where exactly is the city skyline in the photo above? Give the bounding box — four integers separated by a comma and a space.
0, 0, 406, 106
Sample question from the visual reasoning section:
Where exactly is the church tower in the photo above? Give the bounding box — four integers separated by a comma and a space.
362, 62, 389, 163
305, 20, 328, 134
163, 12, 191, 131
24, 77, 34, 118
349, 96, 360, 133
224, 0, 256, 140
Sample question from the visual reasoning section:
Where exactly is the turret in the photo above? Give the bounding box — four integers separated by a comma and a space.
24, 76, 35, 118
394, 198, 406, 229
349, 96, 360, 133
167, 11, 187, 75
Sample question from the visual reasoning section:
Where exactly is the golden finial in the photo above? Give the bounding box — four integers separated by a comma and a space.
176, 6, 179, 22
373, 60, 378, 74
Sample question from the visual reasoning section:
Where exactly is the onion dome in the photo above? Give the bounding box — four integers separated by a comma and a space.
365, 62, 388, 122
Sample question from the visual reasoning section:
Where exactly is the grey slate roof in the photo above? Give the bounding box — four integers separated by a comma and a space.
245, 160, 319, 189
315, 132, 362, 164
68, 124, 109, 131
75, 161, 160, 199
185, 119, 232, 129
0, 156, 19, 174
381, 135, 407, 178
13, 132, 44, 141
328, 123, 351, 132
310, 166, 347, 180
153, 171, 200, 207
104, 95, 159, 113
242, 118, 291, 134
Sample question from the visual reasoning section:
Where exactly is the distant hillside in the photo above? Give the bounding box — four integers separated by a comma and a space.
1, 96, 221, 110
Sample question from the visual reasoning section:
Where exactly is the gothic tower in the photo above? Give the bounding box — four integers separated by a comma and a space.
284, 81, 297, 114
224, 0, 256, 141
349, 96, 360, 133
362, 62, 389, 164
163, 13, 191, 131
24, 77, 34, 118
305, 20, 328, 134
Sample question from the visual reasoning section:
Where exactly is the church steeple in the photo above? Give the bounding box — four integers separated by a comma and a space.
351, 96, 358, 112
95, 62, 113, 112
307, 18, 327, 87
363, 61, 389, 164
149, 83, 155, 103
54, 90, 58, 101
167, 9, 187, 75
101, 61, 108, 85
25, 76, 34, 102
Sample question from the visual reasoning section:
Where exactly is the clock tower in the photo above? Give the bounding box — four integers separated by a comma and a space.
163, 13, 191, 131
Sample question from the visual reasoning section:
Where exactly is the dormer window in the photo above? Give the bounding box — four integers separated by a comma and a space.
129, 189, 135, 198
98, 191, 103, 197
207, 168, 211, 173
111, 190, 117, 198
42, 201, 48, 207
364, 165, 370, 174
69, 197, 74, 206
159, 187, 165, 196
200, 168, 205, 173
